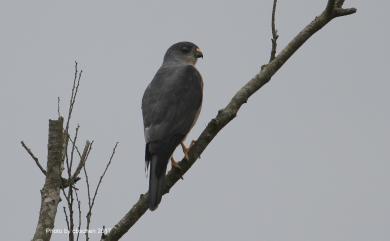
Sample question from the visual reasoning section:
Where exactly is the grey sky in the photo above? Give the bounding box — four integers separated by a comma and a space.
1, 1, 389, 241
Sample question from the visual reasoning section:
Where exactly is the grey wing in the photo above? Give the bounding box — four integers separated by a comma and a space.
142, 65, 203, 143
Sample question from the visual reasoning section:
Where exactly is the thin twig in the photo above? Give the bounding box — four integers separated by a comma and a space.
61, 187, 69, 201
65, 61, 82, 135
84, 166, 92, 241
91, 142, 119, 208
63, 126, 80, 241
86, 142, 118, 241
21, 141, 46, 175
71, 141, 93, 182
57, 97, 61, 118
75, 189, 82, 241
61, 186, 75, 241
69, 125, 80, 177
63, 206, 70, 230
21, 141, 80, 188
67, 133, 83, 157
59, 62, 85, 241
269, 0, 279, 62
64, 61, 83, 178
84, 166, 92, 208
64, 131, 92, 241
67, 189, 75, 241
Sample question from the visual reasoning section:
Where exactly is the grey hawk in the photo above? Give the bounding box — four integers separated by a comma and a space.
142, 41, 204, 210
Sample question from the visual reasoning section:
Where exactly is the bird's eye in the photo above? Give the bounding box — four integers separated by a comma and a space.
181, 46, 191, 53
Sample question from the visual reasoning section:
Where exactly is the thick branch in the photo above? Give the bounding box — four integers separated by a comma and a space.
32, 117, 65, 241
326, 0, 337, 14
102, 3, 356, 241
335, 0, 345, 8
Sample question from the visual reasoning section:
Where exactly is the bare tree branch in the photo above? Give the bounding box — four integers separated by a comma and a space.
101, 2, 356, 241
61, 65, 91, 241
62, 126, 80, 241
336, 0, 345, 8
84, 165, 92, 208
333, 7, 356, 17
86, 142, 119, 241
65, 61, 82, 135
28, 60, 103, 241
327, 0, 355, 17
92, 142, 118, 210
84, 166, 92, 241
32, 117, 65, 241
71, 141, 93, 182
63, 61, 83, 180
269, 0, 279, 62
75, 189, 82, 241
21, 141, 46, 175
29, 61, 95, 241
326, 0, 337, 14
65, 190, 75, 241
61, 138, 92, 241
57, 97, 61, 118
68, 125, 80, 178
63, 206, 70, 230
21, 140, 84, 189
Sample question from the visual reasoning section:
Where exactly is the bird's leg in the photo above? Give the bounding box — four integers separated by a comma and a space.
180, 140, 196, 160
170, 157, 182, 170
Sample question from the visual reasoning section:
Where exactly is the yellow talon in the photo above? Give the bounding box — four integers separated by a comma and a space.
170, 157, 182, 170
180, 140, 196, 160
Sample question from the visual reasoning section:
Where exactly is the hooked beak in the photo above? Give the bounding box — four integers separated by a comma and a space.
195, 48, 203, 58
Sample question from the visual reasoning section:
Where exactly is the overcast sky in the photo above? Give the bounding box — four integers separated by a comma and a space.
1, 1, 389, 241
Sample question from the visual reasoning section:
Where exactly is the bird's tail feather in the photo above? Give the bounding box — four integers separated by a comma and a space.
149, 156, 166, 211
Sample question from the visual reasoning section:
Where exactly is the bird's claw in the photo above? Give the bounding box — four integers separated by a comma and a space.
181, 140, 196, 160
171, 157, 184, 180
170, 157, 182, 170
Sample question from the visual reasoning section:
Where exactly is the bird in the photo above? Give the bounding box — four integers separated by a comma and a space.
142, 41, 204, 210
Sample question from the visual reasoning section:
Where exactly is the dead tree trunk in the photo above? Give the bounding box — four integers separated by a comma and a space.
32, 118, 65, 241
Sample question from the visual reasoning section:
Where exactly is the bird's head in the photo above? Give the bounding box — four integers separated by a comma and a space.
163, 41, 203, 66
